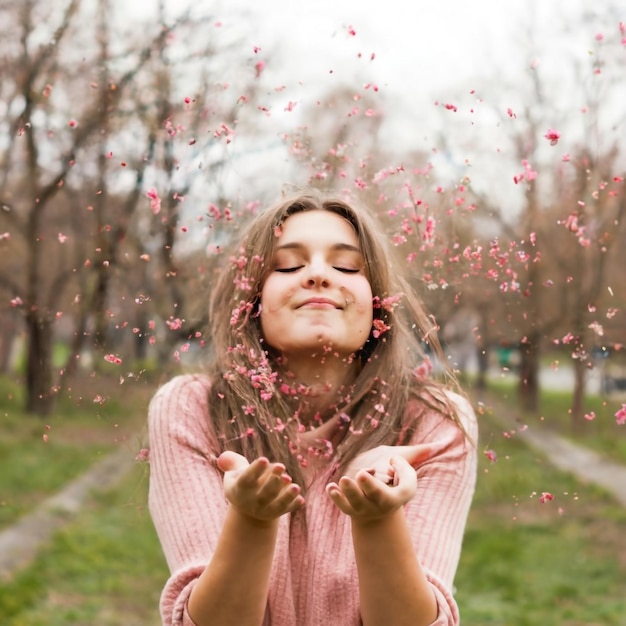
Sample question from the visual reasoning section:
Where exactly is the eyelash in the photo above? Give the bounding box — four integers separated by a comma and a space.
275, 266, 360, 274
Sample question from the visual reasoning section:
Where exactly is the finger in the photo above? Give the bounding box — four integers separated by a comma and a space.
337, 475, 377, 511
371, 469, 394, 484
256, 465, 292, 504
217, 450, 250, 473
353, 470, 390, 504
325, 482, 354, 515
236, 457, 271, 488
393, 445, 427, 468
285, 494, 306, 513
389, 456, 418, 494
270, 482, 303, 513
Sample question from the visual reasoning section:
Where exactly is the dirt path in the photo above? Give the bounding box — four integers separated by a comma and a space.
474, 390, 626, 506
515, 424, 626, 507
0, 447, 134, 581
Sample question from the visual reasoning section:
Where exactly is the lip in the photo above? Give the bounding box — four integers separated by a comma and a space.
297, 297, 341, 309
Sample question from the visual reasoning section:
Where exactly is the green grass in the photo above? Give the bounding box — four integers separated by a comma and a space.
0, 374, 155, 529
0, 372, 164, 625
455, 406, 626, 625
472, 376, 626, 464
0, 465, 166, 626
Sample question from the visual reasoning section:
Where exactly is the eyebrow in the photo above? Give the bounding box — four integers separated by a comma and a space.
275, 242, 362, 253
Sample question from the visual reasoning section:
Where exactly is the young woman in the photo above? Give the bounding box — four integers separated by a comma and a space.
148, 191, 477, 626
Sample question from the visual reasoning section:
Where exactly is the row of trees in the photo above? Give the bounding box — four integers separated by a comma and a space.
0, 0, 269, 413
0, 0, 624, 429
277, 14, 626, 428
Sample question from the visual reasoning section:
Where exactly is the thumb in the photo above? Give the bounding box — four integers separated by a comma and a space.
217, 450, 250, 473
392, 444, 429, 468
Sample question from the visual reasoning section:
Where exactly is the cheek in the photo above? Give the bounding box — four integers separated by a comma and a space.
352, 280, 373, 312
350, 283, 374, 328
259, 280, 293, 344
356, 303, 374, 328
260, 278, 297, 313
259, 303, 281, 351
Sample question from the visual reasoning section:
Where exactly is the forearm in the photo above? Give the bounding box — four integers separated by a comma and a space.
352, 508, 437, 626
187, 506, 278, 626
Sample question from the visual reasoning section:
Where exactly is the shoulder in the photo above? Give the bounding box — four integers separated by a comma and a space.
148, 373, 213, 433
406, 388, 478, 450
444, 390, 478, 442
151, 373, 212, 404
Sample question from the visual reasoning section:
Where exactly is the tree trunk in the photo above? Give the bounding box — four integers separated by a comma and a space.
475, 344, 489, 390
571, 357, 586, 433
474, 303, 490, 390
518, 333, 540, 412
57, 309, 90, 396
133, 308, 150, 361
0, 312, 18, 374
92, 268, 110, 351
25, 311, 55, 416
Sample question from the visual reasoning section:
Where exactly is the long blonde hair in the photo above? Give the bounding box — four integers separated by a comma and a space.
207, 190, 461, 486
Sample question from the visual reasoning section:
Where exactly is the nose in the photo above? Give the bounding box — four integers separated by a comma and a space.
302, 255, 331, 288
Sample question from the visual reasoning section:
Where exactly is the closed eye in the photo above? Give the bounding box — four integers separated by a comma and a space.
274, 266, 361, 274
275, 266, 304, 273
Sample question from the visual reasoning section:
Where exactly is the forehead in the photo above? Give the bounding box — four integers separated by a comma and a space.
277, 210, 359, 246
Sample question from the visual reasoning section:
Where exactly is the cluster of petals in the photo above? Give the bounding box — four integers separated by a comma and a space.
513, 159, 537, 185
146, 188, 161, 215
544, 128, 561, 145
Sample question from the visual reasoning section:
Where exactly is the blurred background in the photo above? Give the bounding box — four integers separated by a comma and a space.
0, 0, 625, 624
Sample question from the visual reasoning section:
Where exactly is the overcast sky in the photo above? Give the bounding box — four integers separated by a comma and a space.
139, 0, 598, 99
119, 0, 620, 205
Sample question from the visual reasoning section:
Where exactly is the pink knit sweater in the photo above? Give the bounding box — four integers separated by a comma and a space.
148, 374, 477, 626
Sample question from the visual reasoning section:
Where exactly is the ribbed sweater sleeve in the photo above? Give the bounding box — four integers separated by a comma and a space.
148, 374, 225, 626
404, 392, 478, 625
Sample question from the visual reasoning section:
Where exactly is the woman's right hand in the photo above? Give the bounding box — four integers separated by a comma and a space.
217, 451, 304, 523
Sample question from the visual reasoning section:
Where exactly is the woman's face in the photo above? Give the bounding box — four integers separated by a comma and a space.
260, 210, 374, 361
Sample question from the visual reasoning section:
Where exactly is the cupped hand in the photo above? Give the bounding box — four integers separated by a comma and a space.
217, 451, 304, 523
344, 444, 426, 484
326, 455, 417, 523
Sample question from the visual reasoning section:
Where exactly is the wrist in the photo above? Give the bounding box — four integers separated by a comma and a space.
228, 504, 281, 530
350, 506, 404, 530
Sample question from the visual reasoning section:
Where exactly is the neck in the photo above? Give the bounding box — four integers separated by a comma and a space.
278, 352, 360, 420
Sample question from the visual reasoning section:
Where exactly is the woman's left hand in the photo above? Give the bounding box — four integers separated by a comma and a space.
325, 455, 417, 523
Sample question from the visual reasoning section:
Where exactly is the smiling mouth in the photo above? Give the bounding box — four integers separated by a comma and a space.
298, 299, 341, 309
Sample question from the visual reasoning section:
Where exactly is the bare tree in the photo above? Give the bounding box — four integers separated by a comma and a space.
0, 0, 263, 413
431, 8, 626, 414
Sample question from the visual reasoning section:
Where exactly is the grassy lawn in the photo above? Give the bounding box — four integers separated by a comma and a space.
1, 374, 625, 624
455, 405, 626, 625
0, 373, 156, 529
0, 372, 165, 625
470, 375, 626, 464
0, 464, 166, 626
